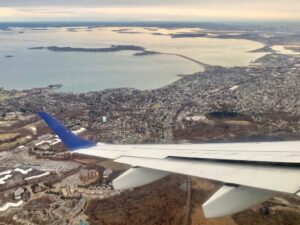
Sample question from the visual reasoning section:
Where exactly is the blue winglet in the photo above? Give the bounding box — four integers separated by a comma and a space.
38, 112, 96, 151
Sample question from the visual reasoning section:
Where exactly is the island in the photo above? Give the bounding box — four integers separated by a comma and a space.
133, 51, 160, 56
29, 47, 45, 50
248, 45, 275, 53
29, 45, 146, 53
171, 33, 208, 38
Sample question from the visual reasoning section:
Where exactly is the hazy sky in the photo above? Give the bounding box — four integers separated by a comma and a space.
0, 0, 300, 22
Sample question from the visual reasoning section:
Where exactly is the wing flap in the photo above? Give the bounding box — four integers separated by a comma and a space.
114, 156, 300, 194
112, 167, 169, 190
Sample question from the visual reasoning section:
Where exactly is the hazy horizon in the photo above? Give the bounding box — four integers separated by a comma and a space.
1, 0, 300, 22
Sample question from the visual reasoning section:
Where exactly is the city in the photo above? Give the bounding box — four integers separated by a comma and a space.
1, 25, 300, 223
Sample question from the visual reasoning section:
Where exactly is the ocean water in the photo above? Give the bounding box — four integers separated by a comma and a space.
0, 26, 264, 92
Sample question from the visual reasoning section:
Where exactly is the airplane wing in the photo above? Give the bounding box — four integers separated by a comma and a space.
38, 112, 300, 218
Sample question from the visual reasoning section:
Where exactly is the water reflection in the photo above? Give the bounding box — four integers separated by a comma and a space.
0, 27, 265, 92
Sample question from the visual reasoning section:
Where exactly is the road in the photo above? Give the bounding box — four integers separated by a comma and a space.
182, 177, 191, 225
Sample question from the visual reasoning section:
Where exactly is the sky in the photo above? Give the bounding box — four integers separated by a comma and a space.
0, 0, 300, 22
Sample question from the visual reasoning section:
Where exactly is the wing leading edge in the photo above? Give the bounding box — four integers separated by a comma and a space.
39, 112, 300, 218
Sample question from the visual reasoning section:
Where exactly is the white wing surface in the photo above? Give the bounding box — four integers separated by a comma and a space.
39, 112, 300, 218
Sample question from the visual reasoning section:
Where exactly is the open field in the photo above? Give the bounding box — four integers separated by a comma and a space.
0, 133, 19, 142
0, 136, 28, 151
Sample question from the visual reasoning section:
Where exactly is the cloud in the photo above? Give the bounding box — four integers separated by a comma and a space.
0, 1, 300, 21
1, 0, 300, 7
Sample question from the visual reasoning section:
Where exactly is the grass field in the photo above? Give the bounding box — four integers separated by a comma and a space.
0, 136, 28, 151
223, 120, 251, 126
0, 94, 11, 101
0, 133, 19, 142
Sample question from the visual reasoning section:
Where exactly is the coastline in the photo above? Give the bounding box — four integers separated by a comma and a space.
2, 23, 297, 93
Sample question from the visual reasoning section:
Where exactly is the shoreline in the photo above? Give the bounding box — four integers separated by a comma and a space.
29, 45, 146, 53
30, 44, 210, 70
2, 24, 295, 93
0, 50, 267, 94
0, 49, 269, 94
